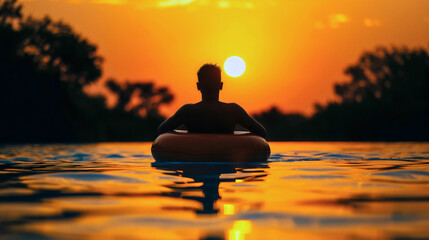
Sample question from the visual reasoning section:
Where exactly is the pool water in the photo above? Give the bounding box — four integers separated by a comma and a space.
1, 142, 429, 240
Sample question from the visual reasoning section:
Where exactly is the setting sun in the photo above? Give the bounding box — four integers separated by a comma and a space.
224, 56, 246, 77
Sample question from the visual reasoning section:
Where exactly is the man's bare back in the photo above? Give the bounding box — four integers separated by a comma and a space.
157, 64, 266, 138
158, 101, 266, 137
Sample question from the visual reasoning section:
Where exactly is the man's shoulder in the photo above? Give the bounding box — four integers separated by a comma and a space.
175, 104, 194, 116
180, 103, 195, 109
225, 102, 244, 111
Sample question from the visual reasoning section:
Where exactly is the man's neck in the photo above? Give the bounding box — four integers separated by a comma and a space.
201, 93, 219, 102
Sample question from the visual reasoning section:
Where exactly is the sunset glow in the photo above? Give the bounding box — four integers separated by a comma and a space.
20, 0, 429, 116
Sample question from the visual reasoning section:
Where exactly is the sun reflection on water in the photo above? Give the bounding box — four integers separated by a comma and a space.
228, 220, 252, 240
0, 142, 429, 239
223, 203, 236, 216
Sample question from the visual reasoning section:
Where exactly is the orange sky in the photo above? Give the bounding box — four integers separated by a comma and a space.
22, 0, 429, 116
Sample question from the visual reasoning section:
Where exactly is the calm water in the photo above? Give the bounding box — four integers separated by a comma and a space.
1, 142, 429, 240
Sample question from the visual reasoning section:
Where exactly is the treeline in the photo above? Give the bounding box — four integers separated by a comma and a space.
254, 46, 429, 141
1, 0, 428, 142
0, 0, 172, 142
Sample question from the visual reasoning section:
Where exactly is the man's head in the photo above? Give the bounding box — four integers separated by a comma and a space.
197, 64, 223, 94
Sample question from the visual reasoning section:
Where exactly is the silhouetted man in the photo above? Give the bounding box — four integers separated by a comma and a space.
157, 64, 267, 138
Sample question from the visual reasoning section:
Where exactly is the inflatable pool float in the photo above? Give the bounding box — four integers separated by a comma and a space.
151, 131, 270, 162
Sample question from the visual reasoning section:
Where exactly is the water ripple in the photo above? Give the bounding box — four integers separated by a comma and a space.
1, 142, 429, 239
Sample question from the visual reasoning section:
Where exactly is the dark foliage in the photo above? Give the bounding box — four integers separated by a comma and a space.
255, 46, 429, 141
253, 107, 310, 140
0, 0, 172, 142
105, 79, 173, 118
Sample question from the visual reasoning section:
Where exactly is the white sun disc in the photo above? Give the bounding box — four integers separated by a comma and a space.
224, 56, 246, 77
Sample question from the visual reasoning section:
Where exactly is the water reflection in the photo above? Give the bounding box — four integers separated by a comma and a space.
153, 162, 269, 215
1, 142, 429, 239
228, 220, 252, 240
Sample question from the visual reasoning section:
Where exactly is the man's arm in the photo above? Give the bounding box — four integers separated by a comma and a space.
232, 103, 267, 138
157, 104, 189, 135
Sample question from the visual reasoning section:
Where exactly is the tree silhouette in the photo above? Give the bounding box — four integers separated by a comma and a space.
311, 46, 429, 140
334, 46, 428, 109
0, 0, 172, 142
0, 0, 21, 24
1, 0, 102, 88
19, 17, 102, 88
106, 79, 173, 118
253, 106, 309, 140
253, 46, 429, 141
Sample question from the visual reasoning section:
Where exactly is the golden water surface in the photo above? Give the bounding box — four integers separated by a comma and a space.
1, 142, 429, 240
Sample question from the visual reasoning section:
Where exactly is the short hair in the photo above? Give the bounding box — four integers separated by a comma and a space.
197, 64, 221, 87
